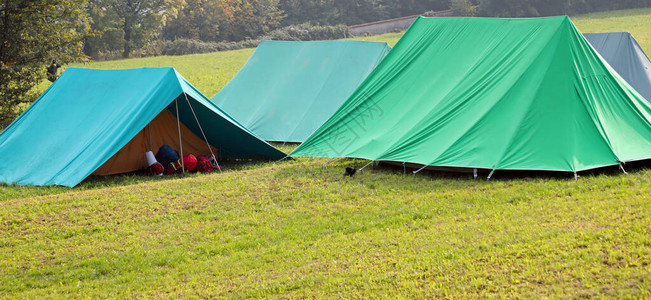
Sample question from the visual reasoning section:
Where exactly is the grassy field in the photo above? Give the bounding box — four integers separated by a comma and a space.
1, 157, 650, 298
2, 8, 651, 298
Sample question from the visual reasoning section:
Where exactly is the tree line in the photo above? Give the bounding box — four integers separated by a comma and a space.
1, 0, 649, 127
84, 0, 450, 59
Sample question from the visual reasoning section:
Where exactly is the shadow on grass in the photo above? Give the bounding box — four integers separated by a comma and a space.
277, 157, 651, 185
385, 160, 651, 181
0, 158, 282, 201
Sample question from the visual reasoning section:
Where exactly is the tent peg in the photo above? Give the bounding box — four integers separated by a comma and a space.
619, 162, 628, 175
574, 172, 579, 180
487, 169, 496, 181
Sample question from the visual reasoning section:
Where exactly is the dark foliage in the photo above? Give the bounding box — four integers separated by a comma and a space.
161, 23, 349, 56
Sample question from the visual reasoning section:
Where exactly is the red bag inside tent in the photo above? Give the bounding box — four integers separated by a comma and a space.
165, 154, 198, 174
197, 155, 213, 173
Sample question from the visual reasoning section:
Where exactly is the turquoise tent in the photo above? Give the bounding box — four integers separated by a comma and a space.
584, 32, 651, 102
0, 67, 285, 187
291, 17, 651, 175
211, 40, 391, 143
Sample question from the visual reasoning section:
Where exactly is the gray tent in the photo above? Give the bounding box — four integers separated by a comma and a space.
584, 32, 651, 102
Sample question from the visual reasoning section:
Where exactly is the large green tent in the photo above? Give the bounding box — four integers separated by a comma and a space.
211, 40, 390, 143
0, 67, 285, 187
291, 16, 651, 174
584, 32, 651, 102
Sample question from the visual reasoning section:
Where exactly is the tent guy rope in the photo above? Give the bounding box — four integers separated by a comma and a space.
183, 92, 222, 172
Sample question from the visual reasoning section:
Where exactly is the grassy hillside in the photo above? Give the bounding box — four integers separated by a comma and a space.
2, 8, 651, 298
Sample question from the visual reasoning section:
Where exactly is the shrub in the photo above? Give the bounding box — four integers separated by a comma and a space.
161, 24, 350, 56
161, 39, 263, 56
450, 0, 477, 16
261, 23, 350, 41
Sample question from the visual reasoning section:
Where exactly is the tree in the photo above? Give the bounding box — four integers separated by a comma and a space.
163, 0, 283, 42
278, 0, 336, 25
225, 0, 283, 40
85, 0, 124, 59
331, 0, 386, 25
381, 0, 449, 19
477, 0, 538, 16
278, 0, 450, 26
450, 0, 477, 16
163, 0, 237, 42
0, 0, 89, 127
88, 0, 170, 58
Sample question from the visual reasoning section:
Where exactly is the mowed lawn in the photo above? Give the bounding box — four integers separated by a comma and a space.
1, 8, 651, 298
2, 157, 650, 298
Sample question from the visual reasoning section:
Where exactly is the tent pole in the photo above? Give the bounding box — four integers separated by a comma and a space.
183, 93, 221, 172
146, 125, 153, 151
619, 162, 628, 175
175, 99, 185, 173
413, 164, 428, 175
473, 168, 478, 180
403, 162, 406, 176
322, 157, 344, 167
359, 160, 374, 172
574, 172, 579, 180
487, 169, 496, 181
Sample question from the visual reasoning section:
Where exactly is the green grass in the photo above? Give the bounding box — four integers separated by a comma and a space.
66, 48, 256, 98
3, 8, 651, 298
573, 8, 651, 52
350, 31, 404, 47
1, 158, 650, 298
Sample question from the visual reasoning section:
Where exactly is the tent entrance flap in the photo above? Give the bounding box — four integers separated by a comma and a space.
93, 109, 218, 176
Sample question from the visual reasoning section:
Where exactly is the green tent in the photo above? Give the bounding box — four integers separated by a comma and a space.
0, 67, 285, 187
291, 16, 651, 174
211, 40, 391, 143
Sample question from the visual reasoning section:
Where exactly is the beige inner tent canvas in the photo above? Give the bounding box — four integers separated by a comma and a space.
93, 109, 218, 175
